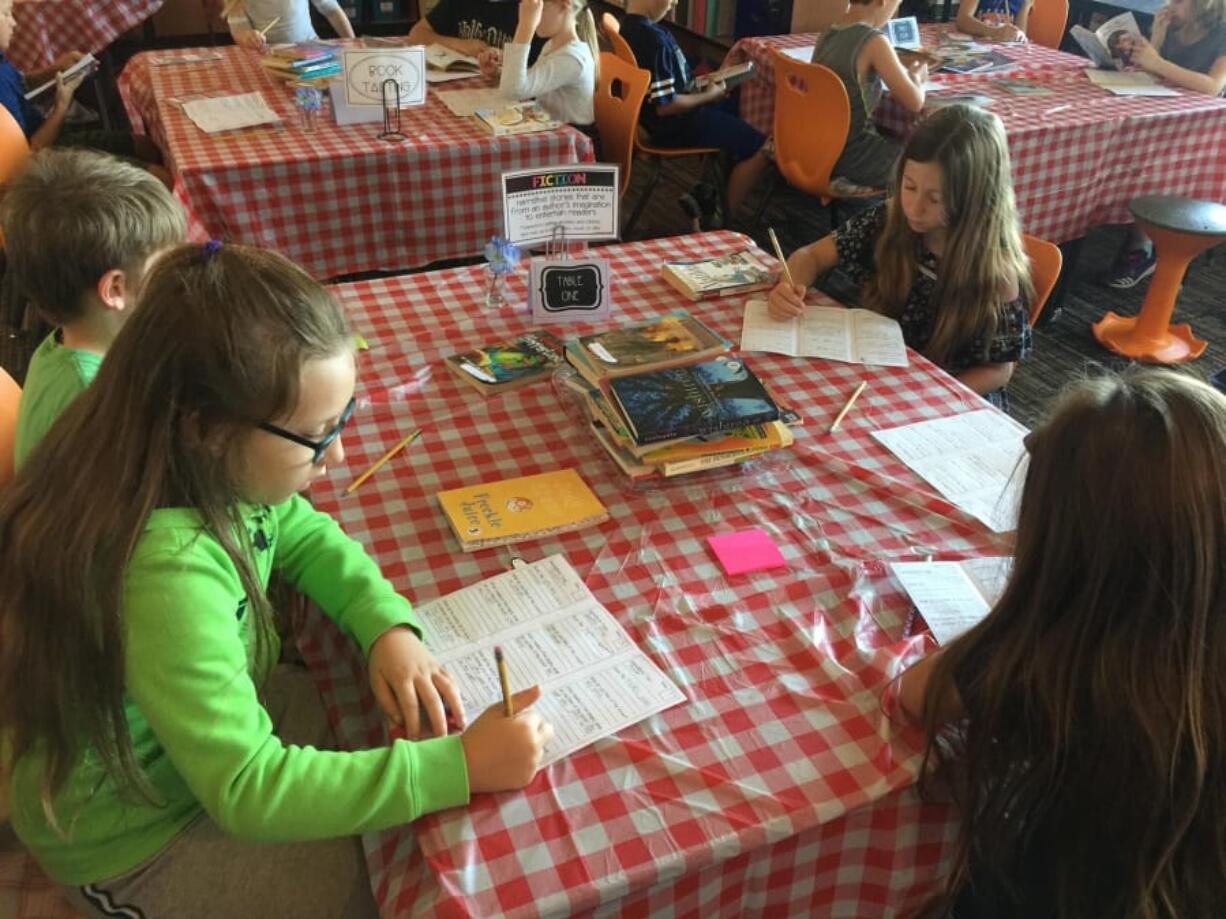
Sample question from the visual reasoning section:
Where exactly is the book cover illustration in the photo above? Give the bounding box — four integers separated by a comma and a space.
609, 356, 780, 445
578, 312, 725, 369
445, 329, 565, 394
474, 101, 560, 135
663, 249, 774, 295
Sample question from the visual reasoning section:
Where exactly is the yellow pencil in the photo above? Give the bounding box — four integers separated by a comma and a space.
345, 428, 421, 494
767, 227, 794, 288
829, 381, 868, 433
495, 646, 515, 717
257, 15, 281, 38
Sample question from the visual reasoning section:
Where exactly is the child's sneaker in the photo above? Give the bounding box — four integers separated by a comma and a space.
693, 182, 722, 230
677, 193, 701, 232
1106, 246, 1156, 289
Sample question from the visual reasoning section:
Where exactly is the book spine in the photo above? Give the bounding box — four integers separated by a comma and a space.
662, 447, 769, 477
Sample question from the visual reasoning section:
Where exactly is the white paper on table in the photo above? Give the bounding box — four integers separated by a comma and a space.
151, 51, 223, 65
891, 557, 1012, 644
740, 298, 908, 367
416, 554, 686, 766
181, 92, 281, 134
872, 409, 1028, 532
781, 46, 814, 62
436, 87, 507, 116
426, 69, 478, 84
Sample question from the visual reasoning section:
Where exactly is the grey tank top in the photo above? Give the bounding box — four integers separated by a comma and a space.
812, 22, 884, 148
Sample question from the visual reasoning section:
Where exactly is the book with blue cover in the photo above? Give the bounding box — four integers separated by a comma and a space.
607, 355, 779, 445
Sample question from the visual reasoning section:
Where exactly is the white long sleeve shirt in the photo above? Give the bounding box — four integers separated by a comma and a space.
499, 39, 595, 126
228, 0, 343, 45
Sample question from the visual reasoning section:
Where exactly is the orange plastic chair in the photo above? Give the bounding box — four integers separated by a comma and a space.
594, 52, 650, 201
1022, 234, 1062, 325
0, 367, 20, 488
1026, 0, 1070, 50
755, 51, 881, 225
600, 11, 636, 65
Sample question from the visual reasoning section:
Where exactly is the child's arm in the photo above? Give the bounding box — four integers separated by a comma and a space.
314, 0, 357, 39
224, 1, 268, 51
897, 650, 964, 724
957, 361, 1015, 394
1132, 38, 1226, 94
28, 71, 87, 151
656, 79, 727, 116
500, 0, 582, 100
863, 34, 926, 114
1013, 0, 1034, 34
407, 0, 489, 60
956, 0, 1027, 42
766, 234, 839, 320
23, 51, 86, 88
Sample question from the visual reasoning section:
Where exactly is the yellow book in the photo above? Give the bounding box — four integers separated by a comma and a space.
436, 468, 608, 552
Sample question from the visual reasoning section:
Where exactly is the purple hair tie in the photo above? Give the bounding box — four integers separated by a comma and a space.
203, 239, 223, 258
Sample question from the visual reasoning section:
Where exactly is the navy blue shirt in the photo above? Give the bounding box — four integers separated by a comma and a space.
621, 13, 692, 127
0, 53, 42, 138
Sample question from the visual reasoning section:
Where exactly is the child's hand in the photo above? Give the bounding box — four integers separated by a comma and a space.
704, 77, 728, 101
517, 0, 545, 35
991, 23, 1027, 43
233, 28, 268, 52
461, 686, 553, 792
908, 60, 929, 84
478, 47, 502, 78
1130, 36, 1162, 72
455, 38, 489, 59
368, 626, 465, 738
52, 51, 85, 73
53, 70, 87, 113
767, 280, 806, 321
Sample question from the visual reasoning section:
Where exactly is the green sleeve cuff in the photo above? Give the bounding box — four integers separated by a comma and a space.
403, 734, 470, 816
353, 604, 422, 658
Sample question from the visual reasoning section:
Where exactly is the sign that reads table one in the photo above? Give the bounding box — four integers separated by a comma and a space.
530, 258, 611, 322
501, 165, 619, 247
342, 48, 426, 107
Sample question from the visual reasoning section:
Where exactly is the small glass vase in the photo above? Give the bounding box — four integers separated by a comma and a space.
484, 268, 511, 310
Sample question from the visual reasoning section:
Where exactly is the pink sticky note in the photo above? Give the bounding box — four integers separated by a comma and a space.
706, 528, 787, 576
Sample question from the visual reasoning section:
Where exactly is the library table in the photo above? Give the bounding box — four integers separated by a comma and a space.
297, 230, 1017, 916
117, 47, 595, 280
7, 0, 164, 71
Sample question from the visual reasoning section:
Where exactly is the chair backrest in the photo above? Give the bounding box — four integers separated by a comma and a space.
600, 11, 637, 65
1026, 0, 1069, 50
0, 104, 30, 189
1022, 233, 1063, 326
0, 367, 21, 489
770, 51, 850, 200
594, 52, 650, 198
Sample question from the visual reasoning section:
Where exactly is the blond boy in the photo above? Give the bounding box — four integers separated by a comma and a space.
3, 149, 185, 467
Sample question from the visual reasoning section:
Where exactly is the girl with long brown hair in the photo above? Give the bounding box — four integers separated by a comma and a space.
0, 242, 552, 917
898, 368, 1226, 918
768, 104, 1033, 410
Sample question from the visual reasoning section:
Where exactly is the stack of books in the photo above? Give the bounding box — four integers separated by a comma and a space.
260, 43, 342, 83
567, 312, 795, 479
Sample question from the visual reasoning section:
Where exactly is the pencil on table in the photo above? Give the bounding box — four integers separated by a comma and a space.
829, 381, 868, 433
345, 428, 421, 494
495, 646, 515, 717
767, 227, 795, 288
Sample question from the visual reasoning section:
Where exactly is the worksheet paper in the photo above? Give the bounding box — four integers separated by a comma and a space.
437, 87, 506, 117
740, 298, 908, 367
891, 557, 1012, 644
872, 410, 1028, 532
181, 92, 282, 134
781, 46, 815, 62
416, 554, 686, 766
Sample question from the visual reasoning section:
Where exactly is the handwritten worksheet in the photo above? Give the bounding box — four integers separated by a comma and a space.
740, 298, 908, 367
872, 410, 1028, 532
891, 557, 1012, 644
416, 554, 686, 765
181, 92, 282, 134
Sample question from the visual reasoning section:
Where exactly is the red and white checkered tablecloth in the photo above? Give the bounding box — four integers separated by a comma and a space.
117, 47, 596, 280
0, 231, 1013, 919
295, 231, 1020, 917
7, 0, 164, 72
728, 28, 1226, 243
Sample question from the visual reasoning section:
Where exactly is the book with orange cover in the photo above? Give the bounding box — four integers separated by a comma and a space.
436, 468, 608, 551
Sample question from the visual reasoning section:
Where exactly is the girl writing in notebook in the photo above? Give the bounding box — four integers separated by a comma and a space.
897, 368, 1226, 918
0, 243, 552, 917
226, 0, 355, 51
479, 0, 598, 132
767, 104, 1033, 410
956, 0, 1033, 43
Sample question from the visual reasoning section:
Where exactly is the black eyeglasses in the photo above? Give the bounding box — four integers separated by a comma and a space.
258, 397, 356, 465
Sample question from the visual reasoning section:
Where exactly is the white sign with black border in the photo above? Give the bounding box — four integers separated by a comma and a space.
341, 47, 426, 107
530, 257, 612, 322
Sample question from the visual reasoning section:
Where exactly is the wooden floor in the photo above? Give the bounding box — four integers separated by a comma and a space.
619, 155, 1226, 429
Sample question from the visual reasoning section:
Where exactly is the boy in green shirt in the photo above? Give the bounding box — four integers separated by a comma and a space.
3, 148, 185, 467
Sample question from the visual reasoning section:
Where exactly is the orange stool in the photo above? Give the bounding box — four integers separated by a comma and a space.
1093, 196, 1226, 363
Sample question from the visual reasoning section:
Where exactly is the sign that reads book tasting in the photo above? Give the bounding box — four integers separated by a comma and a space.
501, 165, 619, 246
341, 48, 426, 107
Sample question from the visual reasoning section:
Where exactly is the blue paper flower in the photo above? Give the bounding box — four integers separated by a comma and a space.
294, 84, 323, 112
484, 236, 521, 276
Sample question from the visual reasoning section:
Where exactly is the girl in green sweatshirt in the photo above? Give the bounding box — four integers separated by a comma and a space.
0, 242, 553, 918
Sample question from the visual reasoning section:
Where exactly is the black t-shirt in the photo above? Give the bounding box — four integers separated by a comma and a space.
1160, 22, 1226, 84
425, 0, 543, 59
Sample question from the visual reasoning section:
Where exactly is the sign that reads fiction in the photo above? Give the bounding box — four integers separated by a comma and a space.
501, 165, 619, 247
342, 48, 426, 107
530, 258, 611, 322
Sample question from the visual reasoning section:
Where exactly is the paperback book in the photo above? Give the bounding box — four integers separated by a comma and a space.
1070, 12, 1144, 70
660, 249, 776, 301
474, 101, 560, 136
692, 60, 756, 91
444, 329, 566, 396
565, 311, 729, 386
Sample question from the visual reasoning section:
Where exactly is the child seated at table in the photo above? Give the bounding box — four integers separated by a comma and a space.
2, 149, 185, 467
811, 0, 929, 189
0, 241, 554, 917
620, 0, 771, 228
226, 0, 355, 51
767, 104, 1033, 410
0, 0, 164, 173
409, 0, 543, 62
1106, 0, 1225, 287
897, 367, 1226, 919
485, 0, 597, 132
955, 0, 1033, 43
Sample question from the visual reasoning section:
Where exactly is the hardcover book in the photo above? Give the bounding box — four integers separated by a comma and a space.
445, 329, 565, 396
566, 311, 728, 385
